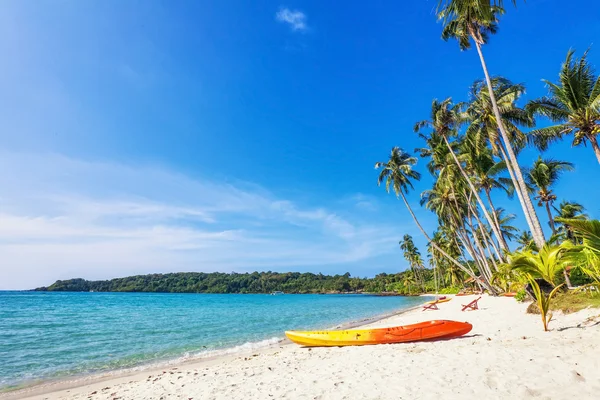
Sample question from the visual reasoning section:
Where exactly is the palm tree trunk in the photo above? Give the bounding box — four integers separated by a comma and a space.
464, 188, 504, 264
545, 201, 557, 235
496, 141, 539, 246
447, 204, 491, 278
465, 208, 495, 282
589, 135, 600, 164
484, 188, 509, 250
473, 39, 546, 250
397, 191, 495, 293
441, 134, 509, 252
469, 202, 503, 265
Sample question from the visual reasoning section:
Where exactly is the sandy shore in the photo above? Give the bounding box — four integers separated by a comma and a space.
4, 295, 600, 400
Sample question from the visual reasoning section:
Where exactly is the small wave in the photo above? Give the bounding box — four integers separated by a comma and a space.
0, 337, 286, 393
176, 337, 284, 363
101, 337, 285, 376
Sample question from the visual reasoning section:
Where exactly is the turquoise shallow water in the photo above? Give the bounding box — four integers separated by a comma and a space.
0, 291, 428, 390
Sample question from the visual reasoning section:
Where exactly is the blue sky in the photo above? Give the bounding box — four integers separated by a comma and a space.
1, 0, 599, 289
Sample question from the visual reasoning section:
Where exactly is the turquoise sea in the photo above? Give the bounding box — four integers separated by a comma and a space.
0, 291, 428, 390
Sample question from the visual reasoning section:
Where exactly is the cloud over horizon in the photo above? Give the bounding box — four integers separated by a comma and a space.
0, 152, 404, 289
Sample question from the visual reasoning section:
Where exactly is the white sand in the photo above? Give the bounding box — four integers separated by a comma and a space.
4, 295, 600, 400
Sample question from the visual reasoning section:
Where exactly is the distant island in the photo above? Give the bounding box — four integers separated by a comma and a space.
33, 270, 446, 295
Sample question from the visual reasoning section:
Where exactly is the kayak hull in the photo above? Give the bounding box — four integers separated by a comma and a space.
285, 320, 472, 347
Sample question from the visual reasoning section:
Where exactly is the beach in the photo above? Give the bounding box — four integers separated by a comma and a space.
4, 294, 600, 400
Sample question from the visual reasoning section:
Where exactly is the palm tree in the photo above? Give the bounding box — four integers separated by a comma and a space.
427, 229, 464, 286
527, 50, 600, 163
399, 235, 425, 284
516, 231, 536, 252
437, 0, 546, 250
468, 146, 515, 249
464, 77, 546, 248
553, 201, 587, 244
375, 147, 493, 291
415, 98, 508, 252
445, 261, 463, 287
402, 273, 417, 295
525, 157, 574, 235
493, 208, 519, 245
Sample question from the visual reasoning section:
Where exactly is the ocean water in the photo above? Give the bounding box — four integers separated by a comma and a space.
0, 291, 428, 390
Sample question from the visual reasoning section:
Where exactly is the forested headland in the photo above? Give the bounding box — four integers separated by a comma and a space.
33, 270, 452, 295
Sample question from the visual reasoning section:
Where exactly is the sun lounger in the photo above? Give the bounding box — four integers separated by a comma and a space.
461, 297, 481, 311
422, 301, 440, 311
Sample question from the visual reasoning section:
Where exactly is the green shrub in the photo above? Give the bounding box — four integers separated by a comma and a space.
515, 289, 527, 302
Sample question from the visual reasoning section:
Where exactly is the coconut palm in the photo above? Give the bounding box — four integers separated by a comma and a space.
375, 147, 493, 291
415, 98, 508, 252
414, 127, 459, 177
445, 261, 464, 287
422, 175, 483, 262
516, 231, 537, 252
399, 235, 425, 284
437, 0, 546, 250
493, 208, 519, 245
402, 273, 417, 295
527, 50, 600, 163
427, 229, 464, 285
464, 77, 546, 248
467, 146, 515, 248
525, 157, 574, 234
553, 201, 587, 244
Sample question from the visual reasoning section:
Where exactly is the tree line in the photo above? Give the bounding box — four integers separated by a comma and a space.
34, 270, 451, 295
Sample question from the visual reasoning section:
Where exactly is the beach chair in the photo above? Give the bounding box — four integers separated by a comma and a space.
461, 297, 481, 311
422, 301, 439, 311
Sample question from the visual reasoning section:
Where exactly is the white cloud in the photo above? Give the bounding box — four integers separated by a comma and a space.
275, 8, 308, 32
0, 152, 404, 289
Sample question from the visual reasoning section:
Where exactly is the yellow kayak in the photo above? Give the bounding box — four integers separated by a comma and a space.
285, 320, 472, 347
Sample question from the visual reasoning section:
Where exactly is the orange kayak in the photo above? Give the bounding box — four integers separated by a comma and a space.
285, 320, 472, 347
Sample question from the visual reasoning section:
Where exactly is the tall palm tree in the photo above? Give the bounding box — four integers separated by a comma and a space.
437, 0, 545, 250
467, 146, 515, 249
445, 261, 463, 287
527, 50, 600, 163
415, 98, 508, 252
428, 229, 464, 285
402, 273, 417, 295
493, 208, 519, 245
464, 77, 546, 248
375, 147, 493, 291
399, 234, 425, 284
525, 157, 574, 234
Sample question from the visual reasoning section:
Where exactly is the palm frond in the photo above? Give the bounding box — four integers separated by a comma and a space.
528, 124, 572, 151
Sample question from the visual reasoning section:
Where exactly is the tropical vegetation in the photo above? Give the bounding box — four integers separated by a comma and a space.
34, 270, 447, 295
373, 0, 599, 321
